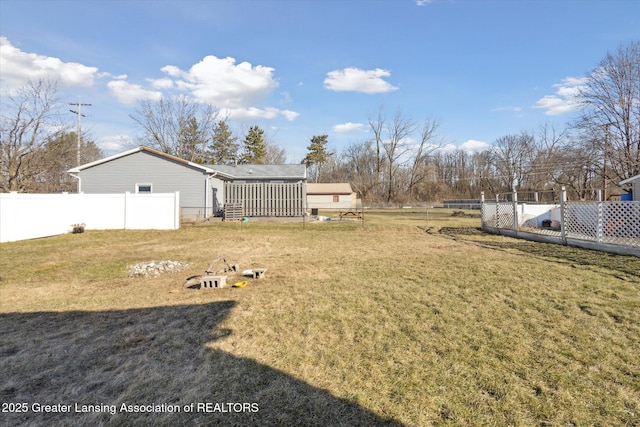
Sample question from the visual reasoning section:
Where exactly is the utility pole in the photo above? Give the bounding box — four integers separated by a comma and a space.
69, 102, 92, 166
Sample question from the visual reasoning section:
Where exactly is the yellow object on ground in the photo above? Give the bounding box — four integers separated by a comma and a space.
233, 281, 248, 288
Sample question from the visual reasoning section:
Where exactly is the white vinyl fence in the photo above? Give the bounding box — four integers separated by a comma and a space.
0, 192, 180, 243
481, 187, 640, 258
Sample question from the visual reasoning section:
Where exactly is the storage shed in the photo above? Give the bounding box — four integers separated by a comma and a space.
306, 183, 356, 211
68, 146, 307, 221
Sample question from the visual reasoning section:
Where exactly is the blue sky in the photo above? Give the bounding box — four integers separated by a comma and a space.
1, 0, 639, 162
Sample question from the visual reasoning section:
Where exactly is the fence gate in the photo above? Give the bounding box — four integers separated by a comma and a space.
224, 182, 306, 217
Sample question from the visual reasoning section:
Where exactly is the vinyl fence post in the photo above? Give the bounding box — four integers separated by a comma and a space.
124, 191, 129, 230
596, 200, 603, 243
174, 191, 180, 229
560, 186, 567, 244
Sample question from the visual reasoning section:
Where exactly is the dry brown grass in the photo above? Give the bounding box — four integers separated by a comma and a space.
1, 209, 639, 426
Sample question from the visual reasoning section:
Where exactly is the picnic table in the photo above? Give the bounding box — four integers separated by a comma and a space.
339, 211, 363, 220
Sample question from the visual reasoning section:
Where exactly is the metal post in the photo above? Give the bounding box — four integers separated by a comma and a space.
480, 191, 485, 229
560, 186, 567, 244
512, 188, 518, 232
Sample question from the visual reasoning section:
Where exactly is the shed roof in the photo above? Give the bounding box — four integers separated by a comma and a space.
307, 183, 353, 195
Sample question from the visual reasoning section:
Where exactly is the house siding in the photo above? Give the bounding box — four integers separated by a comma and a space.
78, 151, 209, 212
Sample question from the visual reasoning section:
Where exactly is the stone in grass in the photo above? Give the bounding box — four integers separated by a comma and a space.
129, 260, 190, 278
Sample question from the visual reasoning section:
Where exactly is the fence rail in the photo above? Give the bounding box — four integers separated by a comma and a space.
480, 187, 640, 257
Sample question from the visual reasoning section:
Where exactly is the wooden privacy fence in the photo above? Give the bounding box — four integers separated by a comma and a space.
224, 182, 306, 217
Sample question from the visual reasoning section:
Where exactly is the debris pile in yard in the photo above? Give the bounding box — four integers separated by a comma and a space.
129, 260, 190, 277
184, 256, 267, 289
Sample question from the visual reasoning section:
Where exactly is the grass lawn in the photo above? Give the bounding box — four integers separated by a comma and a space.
1, 209, 639, 426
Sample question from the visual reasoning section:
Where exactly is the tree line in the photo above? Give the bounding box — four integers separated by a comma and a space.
2, 41, 638, 201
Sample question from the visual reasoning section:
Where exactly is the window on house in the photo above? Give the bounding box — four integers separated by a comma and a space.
136, 184, 152, 193
333, 195, 339, 202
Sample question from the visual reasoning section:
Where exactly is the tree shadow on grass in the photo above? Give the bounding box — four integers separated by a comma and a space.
442, 228, 640, 281
0, 302, 403, 426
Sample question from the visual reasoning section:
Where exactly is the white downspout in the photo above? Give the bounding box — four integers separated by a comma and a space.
70, 173, 82, 193
206, 171, 218, 218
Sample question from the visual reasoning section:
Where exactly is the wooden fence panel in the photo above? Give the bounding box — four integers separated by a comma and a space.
224, 182, 305, 217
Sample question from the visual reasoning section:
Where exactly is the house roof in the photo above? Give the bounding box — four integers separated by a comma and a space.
68, 146, 304, 180
213, 164, 307, 180
67, 146, 223, 175
620, 174, 640, 185
307, 183, 353, 195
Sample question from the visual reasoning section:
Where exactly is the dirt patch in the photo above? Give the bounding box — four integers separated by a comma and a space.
439, 226, 484, 235
451, 210, 479, 218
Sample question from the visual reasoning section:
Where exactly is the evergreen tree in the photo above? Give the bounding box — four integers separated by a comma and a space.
41, 132, 102, 192
303, 134, 331, 182
179, 117, 208, 163
207, 120, 239, 165
240, 126, 267, 164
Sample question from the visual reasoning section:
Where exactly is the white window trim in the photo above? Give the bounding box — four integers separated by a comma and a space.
135, 183, 153, 193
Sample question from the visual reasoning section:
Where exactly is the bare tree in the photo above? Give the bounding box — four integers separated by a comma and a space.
369, 107, 416, 202
576, 40, 640, 184
130, 96, 218, 161
340, 140, 380, 202
264, 142, 287, 164
1, 80, 65, 192
488, 132, 536, 193
407, 118, 441, 199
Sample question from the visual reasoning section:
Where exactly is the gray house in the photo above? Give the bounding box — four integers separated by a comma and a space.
68, 146, 307, 221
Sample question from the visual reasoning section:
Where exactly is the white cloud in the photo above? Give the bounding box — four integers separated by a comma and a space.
141, 55, 299, 121
221, 107, 299, 121
107, 79, 162, 105
460, 139, 490, 153
491, 105, 523, 115
333, 122, 364, 133
0, 36, 99, 91
280, 109, 300, 121
148, 77, 174, 89
416, 0, 435, 5
97, 133, 136, 154
436, 140, 489, 154
160, 55, 279, 108
533, 76, 588, 116
324, 67, 398, 94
